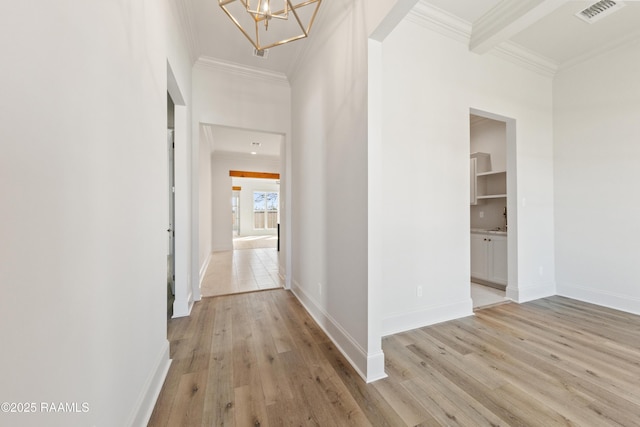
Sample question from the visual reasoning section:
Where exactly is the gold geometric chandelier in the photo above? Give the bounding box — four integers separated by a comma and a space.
218, 0, 322, 51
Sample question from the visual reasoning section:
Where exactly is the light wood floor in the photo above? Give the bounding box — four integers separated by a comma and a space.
149, 290, 640, 426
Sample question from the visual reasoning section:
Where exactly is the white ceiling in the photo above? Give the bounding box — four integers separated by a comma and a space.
510, 1, 640, 64
192, 0, 317, 75
186, 0, 640, 154
423, 0, 640, 66
204, 125, 282, 157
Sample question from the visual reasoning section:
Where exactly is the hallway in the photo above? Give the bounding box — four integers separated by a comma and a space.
200, 236, 282, 298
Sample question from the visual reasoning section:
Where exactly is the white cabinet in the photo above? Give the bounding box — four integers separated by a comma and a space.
470, 232, 507, 288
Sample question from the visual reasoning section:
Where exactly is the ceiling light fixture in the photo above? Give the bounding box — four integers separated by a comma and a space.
218, 0, 322, 51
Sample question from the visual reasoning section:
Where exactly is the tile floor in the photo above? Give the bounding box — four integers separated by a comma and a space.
471, 282, 509, 309
200, 236, 283, 298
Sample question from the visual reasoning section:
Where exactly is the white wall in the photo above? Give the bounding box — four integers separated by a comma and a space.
290, 0, 386, 381
554, 39, 640, 314
198, 125, 212, 285
376, 12, 556, 336
167, 0, 198, 315
0, 1, 185, 425
210, 153, 280, 251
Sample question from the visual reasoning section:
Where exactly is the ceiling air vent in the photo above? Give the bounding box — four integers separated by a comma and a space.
253, 48, 270, 59
575, 0, 625, 24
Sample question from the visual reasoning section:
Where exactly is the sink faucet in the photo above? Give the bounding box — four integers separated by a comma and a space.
503, 206, 507, 230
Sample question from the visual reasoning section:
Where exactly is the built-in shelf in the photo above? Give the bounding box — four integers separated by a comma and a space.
477, 194, 507, 200
477, 170, 506, 177
470, 153, 507, 205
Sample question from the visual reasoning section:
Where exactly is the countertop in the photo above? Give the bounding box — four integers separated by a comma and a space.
471, 228, 507, 236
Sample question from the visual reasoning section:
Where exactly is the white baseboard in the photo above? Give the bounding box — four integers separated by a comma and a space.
365, 350, 387, 383
507, 283, 556, 303
172, 295, 193, 318
127, 341, 171, 427
291, 280, 385, 383
557, 283, 640, 316
381, 299, 473, 337
199, 253, 212, 287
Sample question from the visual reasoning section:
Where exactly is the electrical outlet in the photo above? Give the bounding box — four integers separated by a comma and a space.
417, 285, 423, 297
479, 211, 484, 218
539, 266, 544, 276
318, 282, 322, 295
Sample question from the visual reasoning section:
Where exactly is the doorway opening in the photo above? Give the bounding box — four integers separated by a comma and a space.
167, 93, 176, 318
201, 174, 282, 297
469, 109, 516, 309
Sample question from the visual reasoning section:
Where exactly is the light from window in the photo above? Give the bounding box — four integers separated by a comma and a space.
253, 191, 279, 229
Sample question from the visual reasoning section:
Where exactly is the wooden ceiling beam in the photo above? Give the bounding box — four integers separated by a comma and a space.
229, 170, 280, 180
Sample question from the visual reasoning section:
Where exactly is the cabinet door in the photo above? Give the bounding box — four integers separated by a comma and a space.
470, 233, 488, 280
488, 235, 508, 285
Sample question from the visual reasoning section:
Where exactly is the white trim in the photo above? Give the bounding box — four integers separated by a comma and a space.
291, 280, 384, 382
470, 0, 566, 54
490, 41, 558, 77
407, 1, 558, 78
365, 350, 387, 384
278, 268, 288, 289
381, 299, 473, 337
506, 282, 555, 303
407, 1, 472, 44
199, 252, 212, 289
557, 284, 640, 316
126, 341, 172, 427
366, 38, 387, 385
212, 244, 234, 252
195, 56, 290, 87
172, 294, 194, 318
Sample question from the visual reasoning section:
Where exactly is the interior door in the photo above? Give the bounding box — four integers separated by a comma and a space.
167, 129, 175, 295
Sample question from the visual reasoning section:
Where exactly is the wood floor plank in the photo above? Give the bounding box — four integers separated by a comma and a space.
474, 308, 640, 407
165, 370, 208, 427
250, 300, 294, 406
404, 364, 506, 427
373, 377, 439, 426
149, 291, 640, 427
316, 340, 407, 427
264, 294, 294, 353
201, 296, 235, 426
234, 384, 269, 427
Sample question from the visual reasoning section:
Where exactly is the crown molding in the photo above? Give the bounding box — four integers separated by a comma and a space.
195, 56, 290, 87
173, 0, 200, 63
491, 41, 558, 77
407, 0, 557, 78
407, 1, 471, 44
471, 0, 568, 54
